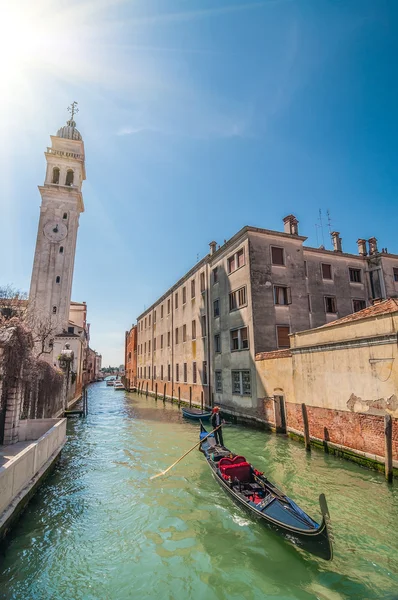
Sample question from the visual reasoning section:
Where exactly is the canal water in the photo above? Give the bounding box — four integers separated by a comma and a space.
1, 384, 397, 600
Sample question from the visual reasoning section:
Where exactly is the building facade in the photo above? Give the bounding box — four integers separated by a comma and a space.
255, 299, 398, 464
125, 325, 137, 390
135, 216, 398, 412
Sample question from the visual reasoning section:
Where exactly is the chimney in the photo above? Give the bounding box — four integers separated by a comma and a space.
283, 214, 299, 236
357, 239, 367, 256
209, 241, 217, 255
330, 231, 342, 253
368, 237, 378, 255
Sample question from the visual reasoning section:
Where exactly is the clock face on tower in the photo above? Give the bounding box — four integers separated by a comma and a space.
43, 221, 68, 242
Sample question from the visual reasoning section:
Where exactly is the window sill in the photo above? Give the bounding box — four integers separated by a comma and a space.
231, 348, 249, 352
229, 304, 248, 313
228, 263, 246, 276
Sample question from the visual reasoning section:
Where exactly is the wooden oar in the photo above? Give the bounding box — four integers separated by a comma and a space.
150, 425, 221, 480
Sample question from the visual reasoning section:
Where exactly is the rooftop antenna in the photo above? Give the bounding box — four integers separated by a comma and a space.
326, 209, 332, 235
315, 209, 325, 247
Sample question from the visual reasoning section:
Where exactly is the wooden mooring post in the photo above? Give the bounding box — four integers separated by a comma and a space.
163, 383, 166, 403
201, 391, 204, 411
301, 403, 311, 452
178, 387, 181, 408
146, 382, 148, 398
189, 387, 192, 408
155, 383, 158, 401
385, 414, 393, 483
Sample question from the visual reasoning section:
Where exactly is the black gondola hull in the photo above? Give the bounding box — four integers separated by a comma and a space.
199, 427, 333, 561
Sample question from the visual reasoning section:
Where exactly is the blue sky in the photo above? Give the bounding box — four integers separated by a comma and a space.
1, 0, 397, 365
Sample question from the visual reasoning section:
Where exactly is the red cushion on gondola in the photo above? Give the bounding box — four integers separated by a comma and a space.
220, 461, 251, 483
232, 455, 246, 464
218, 457, 234, 467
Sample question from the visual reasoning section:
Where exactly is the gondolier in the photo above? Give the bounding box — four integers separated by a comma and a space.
211, 406, 224, 446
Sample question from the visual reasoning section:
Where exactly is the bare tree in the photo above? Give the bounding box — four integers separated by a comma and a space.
0, 285, 28, 321
0, 285, 59, 358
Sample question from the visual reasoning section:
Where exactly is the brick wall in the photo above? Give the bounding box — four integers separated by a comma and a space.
286, 402, 398, 460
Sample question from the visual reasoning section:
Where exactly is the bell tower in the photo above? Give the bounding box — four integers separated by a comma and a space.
29, 102, 86, 333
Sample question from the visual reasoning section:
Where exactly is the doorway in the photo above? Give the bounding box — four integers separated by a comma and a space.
274, 395, 287, 434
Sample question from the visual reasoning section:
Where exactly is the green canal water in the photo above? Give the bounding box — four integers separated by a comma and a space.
1, 383, 398, 600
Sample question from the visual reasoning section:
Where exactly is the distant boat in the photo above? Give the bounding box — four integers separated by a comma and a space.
114, 381, 125, 391
181, 407, 211, 421
106, 378, 115, 387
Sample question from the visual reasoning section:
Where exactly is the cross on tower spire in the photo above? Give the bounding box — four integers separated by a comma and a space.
67, 101, 79, 121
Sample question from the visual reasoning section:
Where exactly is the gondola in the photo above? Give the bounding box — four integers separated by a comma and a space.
199, 423, 333, 561
181, 407, 212, 421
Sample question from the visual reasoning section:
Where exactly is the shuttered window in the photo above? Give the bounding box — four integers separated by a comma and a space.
276, 326, 290, 349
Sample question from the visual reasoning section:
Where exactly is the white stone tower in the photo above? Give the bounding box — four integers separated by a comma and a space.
29, 102, 85, 333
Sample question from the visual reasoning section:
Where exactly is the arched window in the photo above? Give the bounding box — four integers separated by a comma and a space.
56, 276, 60, 283
65, 170, 74, 186
52, 167, 60, 184
52, 306, 57, 314
59, 246, 64, 253
63, 212, 68, 219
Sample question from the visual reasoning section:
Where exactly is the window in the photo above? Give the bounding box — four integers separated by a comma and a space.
349, 268, 362, 283
168, 364, 171, 382
304, 260, 308, 277
192, 319, 196, 340
324, 296, 337, 314
191, 279, 195, 299
161, 365, 164, 380
56, 276, 60, 283
144, 342, 146, 354
144, 367, 146, 379
148, 366, 151, 380
148, 340, 151, 354
214, 334, 221, 353
201, 315, 207, 337
160, 334, 163, 349
227, 254, 235, 273
154, 310, 156, 324
167, 331, 171, 347
271, 246, 284, 266
183, 324, 187, 342
393, 268, 398, 282
175, 292, 178, 309
353, 299, 366, 312
202, 361, 208, 385
59, 246, 63, 253
154, 366, 156, 380
52, 167, 60, 184
215, 371, 222, 393
200, 272, 205, 292
161, 305, 164, 319
182, 287, 186, 304
193, 362, 197, 384
183, 363, 187, 383
232, 370, 251, 395
229, 286, 247, 311
145, 317, 147, 329
228, 248, 245, 274
65, 169, 74, 186
52, 306, 57, 314
213, 267, 218, 283
149, 314, 151, 327
213, 299, 220, 317
176, 364, 179, 382
230, 327, 249, 351
321, 263, 332, 280
63, 212, 67, 220
68, 326, 74, 334
167, 299, 171, 314
276, 326, 290, 348
175, 327, 179, 344
274, 286, 291, 305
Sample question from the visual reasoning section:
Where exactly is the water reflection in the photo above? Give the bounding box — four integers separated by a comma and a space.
0, 385, 397, 600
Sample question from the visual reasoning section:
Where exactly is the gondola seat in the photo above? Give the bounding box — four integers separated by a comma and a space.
219, 459, 251, 483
